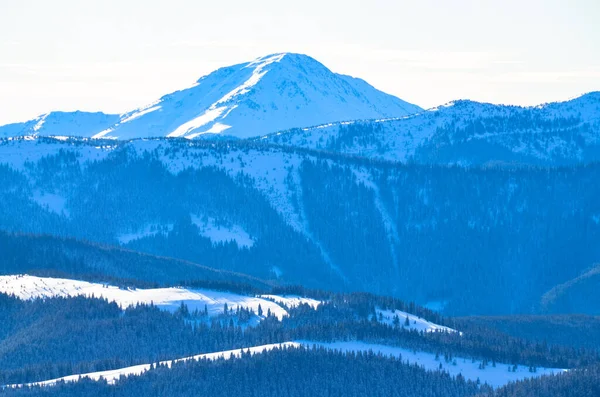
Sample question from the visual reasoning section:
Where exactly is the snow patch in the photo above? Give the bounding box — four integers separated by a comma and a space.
120, 105, 161, 124
50, 136, 70, 141
31, 191, 69, 217
32, 113, 49, 132
375, 308, 457, 334
117, 223, 173, 245
168, 106, 228, 138
190, 215, 254, 248
92, 127, 114, 139
259, 295, 322, 309
186, 122, 232, 139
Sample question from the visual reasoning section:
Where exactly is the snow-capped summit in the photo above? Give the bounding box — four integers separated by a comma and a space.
0, 53, 421, 140
92, 53, 421, 140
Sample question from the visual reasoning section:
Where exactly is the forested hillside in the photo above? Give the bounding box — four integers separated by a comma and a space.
1, 137, 600, 315
1, 279, 595, 391
486, 365, 600, 397
1, 347, 490, 397
0, 232, 272, 289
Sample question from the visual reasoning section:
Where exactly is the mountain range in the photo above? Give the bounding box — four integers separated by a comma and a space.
2, 52, 600, 396
2, 52, 598, 168
2, 53, 600, 313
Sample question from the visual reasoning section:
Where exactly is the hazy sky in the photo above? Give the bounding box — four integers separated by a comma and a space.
1, 0, 599, 124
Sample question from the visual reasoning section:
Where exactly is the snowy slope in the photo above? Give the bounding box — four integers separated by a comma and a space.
190, 215, 255, 248
301, 341, 566, 388
0, 136, 365, 284
0, 275, 290, 320
0, 137, 342, 277
263, 92, 600, 165
375, 308, 457, 333
9, 342, 301, 388
7, 341, 566, 389
0, 111, 119, 138
89, 53, 419, 140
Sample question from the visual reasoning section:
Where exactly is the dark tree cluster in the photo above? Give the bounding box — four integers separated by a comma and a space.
484, 364, 600, 397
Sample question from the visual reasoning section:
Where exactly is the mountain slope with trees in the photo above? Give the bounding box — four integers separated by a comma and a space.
1, 137, 600, 315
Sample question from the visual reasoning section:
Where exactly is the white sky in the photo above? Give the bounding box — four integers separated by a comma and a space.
1, 0, 599, 124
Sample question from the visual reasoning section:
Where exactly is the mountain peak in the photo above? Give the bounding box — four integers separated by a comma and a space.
87, 53, 421, 140
0, 53, 422, 140
249, 52, 317, 63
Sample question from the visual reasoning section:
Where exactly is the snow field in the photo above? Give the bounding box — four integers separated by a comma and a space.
0, 275, 290, 320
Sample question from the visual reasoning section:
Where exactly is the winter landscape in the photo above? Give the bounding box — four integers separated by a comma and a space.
1, 1, 600, 396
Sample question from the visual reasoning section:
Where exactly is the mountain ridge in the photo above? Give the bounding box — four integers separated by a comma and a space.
263, 90, 600, 166
0, 111, 120, 139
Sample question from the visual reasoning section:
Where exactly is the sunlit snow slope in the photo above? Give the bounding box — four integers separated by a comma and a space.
375, 308, 458, 333
9, 343, 301, 388
0, 275, 297, 320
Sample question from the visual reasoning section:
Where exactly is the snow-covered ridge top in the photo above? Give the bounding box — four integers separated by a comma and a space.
0, 111, 120, 139
259, 113, 417, 140
0, 275, 296, 320
430, 91, 600, 111
263, 90, 600, 143
260, 89, 600, 165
